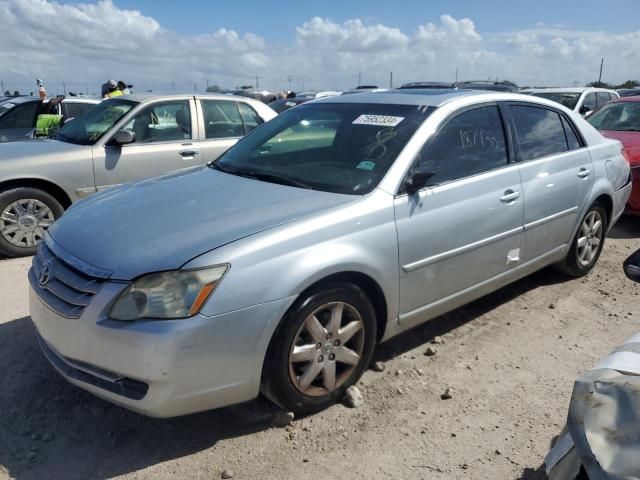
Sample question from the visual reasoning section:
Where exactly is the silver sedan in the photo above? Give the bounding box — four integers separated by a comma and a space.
29, 90, 631, 417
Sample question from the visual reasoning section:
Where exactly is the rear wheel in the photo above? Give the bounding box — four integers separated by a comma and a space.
262, 282, 377, 415
557, 203, 607, 277
0, 188, 64, 257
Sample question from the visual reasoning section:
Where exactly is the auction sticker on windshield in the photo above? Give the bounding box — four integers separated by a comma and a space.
353, 114, 404, 127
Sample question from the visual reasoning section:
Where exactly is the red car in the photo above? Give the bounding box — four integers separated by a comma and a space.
588, 96, 640, 214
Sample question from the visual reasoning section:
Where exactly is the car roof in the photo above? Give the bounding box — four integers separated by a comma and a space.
523, 87, 615, 94
316, 88, 485, 106
0, 95, 39, 105
122, 92, 261, 103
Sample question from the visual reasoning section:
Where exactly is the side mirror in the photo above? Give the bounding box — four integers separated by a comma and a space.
579, 105, 592, 116
624, 249, 640, 283
404, 167, 436, 194
112, 130, 135, 145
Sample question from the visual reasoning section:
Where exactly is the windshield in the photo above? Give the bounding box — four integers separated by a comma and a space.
55, 98, 136, 145
587, 102, 640, 132
213, 102, 433, 195
531, 92, 581, 110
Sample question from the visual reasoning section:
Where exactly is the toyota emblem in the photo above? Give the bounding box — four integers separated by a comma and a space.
38, 262, 52, 286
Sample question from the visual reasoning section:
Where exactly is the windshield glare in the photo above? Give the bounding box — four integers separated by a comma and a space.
56, 99, 136, 145
532, 92, 581, 110
588, 102, 640, 132
215, 102, 433, 195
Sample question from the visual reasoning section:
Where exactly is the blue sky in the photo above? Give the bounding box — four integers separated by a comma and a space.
2, 0, 639, 93
101, 0, 638, 39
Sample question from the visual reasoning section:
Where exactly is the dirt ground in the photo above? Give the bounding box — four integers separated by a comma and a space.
1, 216, 639, 480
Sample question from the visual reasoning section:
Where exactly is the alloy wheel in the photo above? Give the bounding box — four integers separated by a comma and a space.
576, 210, 603, 267
288, 301, 365, 397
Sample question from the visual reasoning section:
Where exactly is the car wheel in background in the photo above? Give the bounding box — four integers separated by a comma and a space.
262, 282, 377, 415
557, 203, 608, 277
0, 188, 63, 257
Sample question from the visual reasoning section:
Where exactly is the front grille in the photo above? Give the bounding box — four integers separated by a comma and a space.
29, 243, 103, 318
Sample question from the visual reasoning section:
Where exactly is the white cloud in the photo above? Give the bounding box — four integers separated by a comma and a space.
0, 0, 638, 95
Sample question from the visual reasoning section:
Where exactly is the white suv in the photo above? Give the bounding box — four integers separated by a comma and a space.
522, 87, 619, 117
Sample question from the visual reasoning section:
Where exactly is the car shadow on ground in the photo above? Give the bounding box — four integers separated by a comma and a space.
608, 214, 639, 239
0, 265, 570, 479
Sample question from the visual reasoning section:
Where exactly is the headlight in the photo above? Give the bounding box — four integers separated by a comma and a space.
109, 266, 228, 321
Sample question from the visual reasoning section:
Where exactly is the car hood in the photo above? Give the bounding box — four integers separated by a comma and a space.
48, 167, 356, 280
0, 137, 87, 158
601, 130, 640, 166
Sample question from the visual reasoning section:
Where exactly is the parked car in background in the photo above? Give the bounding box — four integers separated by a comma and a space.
235, 89, 279, 103
399, 81, 456, 89
454, 80, 519, 92
0, 95, 100, 142
587, 96, 640, 214
523, 87, 620, 117
269, 97, 311, 113
29, 90, 630, 418
0, 93, 276, 257
296, 91, 342, 99
618, 88, 640, 98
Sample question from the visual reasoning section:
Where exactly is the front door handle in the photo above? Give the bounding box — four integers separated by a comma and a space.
577, 168, 591, 178
180, 150, 200, 158
500, 190, 520, 203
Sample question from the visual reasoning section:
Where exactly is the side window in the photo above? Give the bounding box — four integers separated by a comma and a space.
415, 105, 508, 184
63, 102, 93, 119
510, 105, 568, 161
0, 102, 39, 129
200, 100, 244, 139
583, 93, 597, 111
122, 100, 191, 143
561, 116, 582, 150
238, 102, 263, 134
596, 92, 612, 108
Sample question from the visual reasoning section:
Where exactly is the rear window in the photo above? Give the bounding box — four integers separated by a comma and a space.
509, 105, 568, 161
531, 92, 581, 110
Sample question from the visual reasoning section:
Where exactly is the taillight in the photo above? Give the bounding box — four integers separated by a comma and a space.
622, 147, 632, 165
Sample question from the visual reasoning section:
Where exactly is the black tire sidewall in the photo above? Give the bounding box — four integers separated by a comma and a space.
565, 204, 608, 277
263, 282, 377, 415
0, 188, 64, 257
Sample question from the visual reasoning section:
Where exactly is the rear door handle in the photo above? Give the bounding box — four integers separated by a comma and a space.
500, 190, 520, 203
578, 168, 591, 178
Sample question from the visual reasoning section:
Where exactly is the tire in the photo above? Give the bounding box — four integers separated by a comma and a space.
556, 203, 608, 277
262, 282, 377, 415
0, 187, 64, 257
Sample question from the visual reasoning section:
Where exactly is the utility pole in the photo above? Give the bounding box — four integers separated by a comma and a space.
389, 72, 393, 88
287, 75, 292, 90
255, 73, 259, 89
455, 67, 458, 82
206, 79, 209, 90
598, 57, 604, 84
63, 80, 67, 96
358, 72, 361, 87
194, 82, 197, 92
1, 80, 4, 94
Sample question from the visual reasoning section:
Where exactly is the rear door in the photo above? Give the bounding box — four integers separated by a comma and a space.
93, 97, 200, 188
506, 103, 593, 263
395, 104, 523, 325
196, 98, 246, 163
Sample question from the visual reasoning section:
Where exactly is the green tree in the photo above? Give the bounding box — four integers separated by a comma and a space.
586, 81, 613, 89
206, 84, 221, 92
615, 80, 640, 89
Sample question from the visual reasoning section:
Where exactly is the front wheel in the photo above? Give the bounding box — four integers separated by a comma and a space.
0, 188, 64, 257
262, 283, 377, 415
556, 203, 608, 277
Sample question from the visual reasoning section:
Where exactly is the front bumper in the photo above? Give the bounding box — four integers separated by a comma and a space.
30, 285, 295, 417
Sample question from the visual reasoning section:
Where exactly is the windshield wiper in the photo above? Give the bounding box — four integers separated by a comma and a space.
209, 163, 312, 189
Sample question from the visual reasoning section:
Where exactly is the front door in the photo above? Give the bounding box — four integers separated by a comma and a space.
93, 98, 200, 189
394, 104, 523, 326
